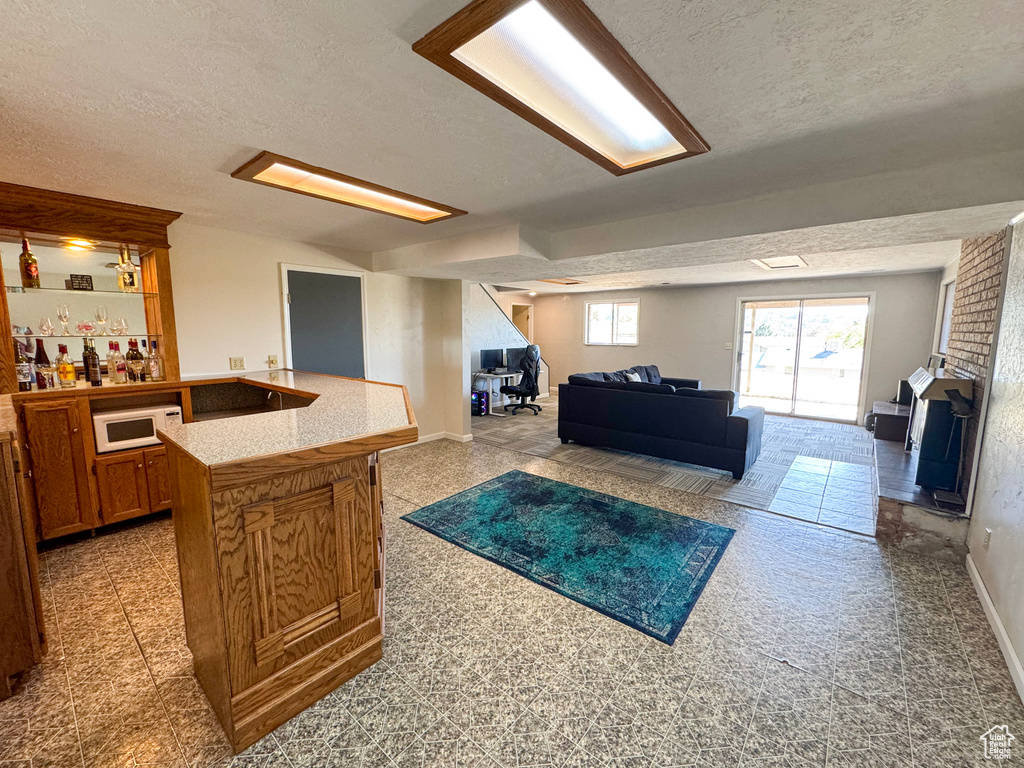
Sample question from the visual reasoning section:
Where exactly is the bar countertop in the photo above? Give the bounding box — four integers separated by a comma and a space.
158, 370, 416, 467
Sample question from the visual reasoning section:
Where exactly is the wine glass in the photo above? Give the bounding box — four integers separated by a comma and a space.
127, 358, 145, 383
110, 317, 127, 336
56, 305, 70, 336
94, 305, 108, 336
39, 317, 55, 336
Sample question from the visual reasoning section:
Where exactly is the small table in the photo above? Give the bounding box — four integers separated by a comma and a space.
872, 400, 911, 442
476, 371, 522, 414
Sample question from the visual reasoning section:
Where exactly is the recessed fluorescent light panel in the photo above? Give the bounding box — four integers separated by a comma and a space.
414, 0, 709, 175
231, 151, 466, 223
752, 256, 809, 271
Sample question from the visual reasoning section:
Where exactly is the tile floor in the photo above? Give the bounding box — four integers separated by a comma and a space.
2, 439, 1022, 767
768, 458, 876, 535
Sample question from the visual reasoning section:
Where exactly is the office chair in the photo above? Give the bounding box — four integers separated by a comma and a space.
500, 345, 542, 415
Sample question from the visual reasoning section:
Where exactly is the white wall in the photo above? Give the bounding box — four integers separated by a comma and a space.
534, 271, 941, 418
932, 255, 960, 353
167, 220, 447, 437
967, 220, 1024, 698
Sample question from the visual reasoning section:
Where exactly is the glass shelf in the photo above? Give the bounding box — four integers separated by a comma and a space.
6, 286, 157, 298
16, 334, 163, 340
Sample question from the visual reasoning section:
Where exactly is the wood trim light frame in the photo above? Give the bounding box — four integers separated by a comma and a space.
413, 0, 710, 175
231, 152, 467, 223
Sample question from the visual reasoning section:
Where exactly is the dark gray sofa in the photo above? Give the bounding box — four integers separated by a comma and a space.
557, 365, 764, 479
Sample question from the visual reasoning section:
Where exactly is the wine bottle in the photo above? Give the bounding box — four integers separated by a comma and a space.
19, 237, 40, 289
82, 339, 102, 387
125, 339, 145, 382
110, 342, 128, 384
116, 245, 141, 293
14, 340, 32, 391
33, 340, 55, 390
57, 344, 77, 388
147, 339, 165, 382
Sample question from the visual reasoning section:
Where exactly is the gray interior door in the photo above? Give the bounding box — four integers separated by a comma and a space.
287, 270, 365, 378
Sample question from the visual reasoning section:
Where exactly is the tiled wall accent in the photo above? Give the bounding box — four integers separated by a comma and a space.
944, 231, 1008, 492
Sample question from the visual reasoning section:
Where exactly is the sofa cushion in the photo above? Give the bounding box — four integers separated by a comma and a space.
629, 365, 662, 384
568, 371, 605, 383
623, 381, 675, 395
605, 370, 630, 382
674, 388, 738, 414
568, 376, 627, 390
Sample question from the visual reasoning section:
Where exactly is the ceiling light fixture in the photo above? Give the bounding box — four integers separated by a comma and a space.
752, 256, 809, 271
62, 237, 97, 251
414, 0, 709, 175
528, 291, 537, 296
231, 151, 467, 223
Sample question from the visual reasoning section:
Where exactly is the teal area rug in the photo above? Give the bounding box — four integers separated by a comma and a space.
400, 470, 734, 644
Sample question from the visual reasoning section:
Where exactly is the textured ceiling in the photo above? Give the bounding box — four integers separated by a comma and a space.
1, 0, 1023, 257
495, 241, 962, 294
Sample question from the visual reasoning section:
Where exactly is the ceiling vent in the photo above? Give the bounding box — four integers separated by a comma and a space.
751, 256, 808, 271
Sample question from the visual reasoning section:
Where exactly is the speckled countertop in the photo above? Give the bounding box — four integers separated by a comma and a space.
158, 371, 414, 467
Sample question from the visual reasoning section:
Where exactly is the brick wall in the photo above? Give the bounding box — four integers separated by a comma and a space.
944, 231, 1008, 492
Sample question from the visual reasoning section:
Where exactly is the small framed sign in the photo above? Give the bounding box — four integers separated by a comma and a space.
67, 274, 94, 291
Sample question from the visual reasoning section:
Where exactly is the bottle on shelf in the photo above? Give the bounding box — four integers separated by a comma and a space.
33, 340, 55, 390
140, 339, 149, 364
107, 341, 115, 373
110, 342, 128, 384
116, 245, 141, 293
56, 344, 77, 388
82, 339, 102, 387
19, 236, 40, 289
147, 339, 165, 382
125, 339, 146, 382
13, 340, 32, 392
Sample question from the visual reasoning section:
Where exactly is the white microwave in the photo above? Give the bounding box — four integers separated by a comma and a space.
93, 405, 183, 454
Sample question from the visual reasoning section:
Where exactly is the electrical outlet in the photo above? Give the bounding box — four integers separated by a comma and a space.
229, 356, 245, 371
724, 342, 733, 351
984, 528, 993, 549
267, 354, 279, 368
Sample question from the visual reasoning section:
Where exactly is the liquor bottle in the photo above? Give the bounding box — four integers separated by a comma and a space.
13, 341, 32, 391
107, 341, 115, 374
147, 339, 165, 382
33, 340, 55, 390
110, 342, 128, 384
57, 344, 77, 388
82, 339, 102, 386
19, 237, 40, 289
116, 245, 141, 293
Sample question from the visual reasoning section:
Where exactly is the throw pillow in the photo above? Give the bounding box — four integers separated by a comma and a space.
625, 372, 642, 382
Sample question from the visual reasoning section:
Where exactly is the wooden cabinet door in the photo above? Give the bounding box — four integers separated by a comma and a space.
144, 446, 170, 512
95, 450, 150, 525
217, 457, 377, 695
23, 399, 95, 539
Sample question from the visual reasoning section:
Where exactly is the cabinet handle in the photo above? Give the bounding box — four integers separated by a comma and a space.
138, 464, 143, 469
72, 428, 79, 434
148, 461, 153, 465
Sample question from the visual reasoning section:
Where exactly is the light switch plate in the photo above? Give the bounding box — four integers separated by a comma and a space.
229, 356, 245, 370
267, 354, 279, 368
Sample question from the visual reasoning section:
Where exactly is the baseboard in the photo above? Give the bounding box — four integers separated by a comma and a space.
966, 553, 1024, 702
444, 432, 474, 442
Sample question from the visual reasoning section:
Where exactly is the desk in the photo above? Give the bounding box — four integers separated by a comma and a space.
476, 371, 521, 414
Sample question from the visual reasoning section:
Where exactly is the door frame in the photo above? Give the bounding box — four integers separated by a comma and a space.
730, 291, 876, 424
510, 303, 533, 343
279, 264, 370, 378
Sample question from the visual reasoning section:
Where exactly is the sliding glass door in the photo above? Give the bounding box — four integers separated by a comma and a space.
737, 297, 869, 422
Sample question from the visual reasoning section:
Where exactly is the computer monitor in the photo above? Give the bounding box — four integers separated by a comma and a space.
480, 349, 504, 371
505, 347, 527, 371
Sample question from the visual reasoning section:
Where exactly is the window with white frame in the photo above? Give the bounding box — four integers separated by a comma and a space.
585, 300, 639, 345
